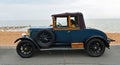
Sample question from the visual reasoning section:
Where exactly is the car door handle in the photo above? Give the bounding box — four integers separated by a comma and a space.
67, 31, 70, 33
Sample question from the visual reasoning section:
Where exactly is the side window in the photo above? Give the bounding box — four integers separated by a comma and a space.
56, 17, 68, 28
70, 16, 79, 27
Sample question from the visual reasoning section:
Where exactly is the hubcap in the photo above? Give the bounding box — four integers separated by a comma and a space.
20, 43, 32, 55
89, 41, 102, 54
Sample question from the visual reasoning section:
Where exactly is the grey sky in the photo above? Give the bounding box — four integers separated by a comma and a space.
0, 0, 120, 20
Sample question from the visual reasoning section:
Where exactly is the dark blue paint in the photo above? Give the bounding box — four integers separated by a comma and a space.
53, 30, 70, 43
69, 29, 107, 43
29, 26, 107, 46
29, 26, 53, 40
53, 28, 107, 45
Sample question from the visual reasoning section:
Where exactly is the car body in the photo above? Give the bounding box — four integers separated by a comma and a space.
15, 12, 113, 58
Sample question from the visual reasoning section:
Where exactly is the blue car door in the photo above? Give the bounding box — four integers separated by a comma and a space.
69, 30, 83, 42
54, 30, 70, 44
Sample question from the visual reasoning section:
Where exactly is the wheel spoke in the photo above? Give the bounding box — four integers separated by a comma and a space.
17, 40, 34, 58
20, 46, 23, 50
19, 43, 32, 55
38, 32, 52, 43
87, 39, 105, 57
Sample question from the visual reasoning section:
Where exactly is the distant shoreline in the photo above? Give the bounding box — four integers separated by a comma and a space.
0, 25, 120, 33
0, 26, 30, 32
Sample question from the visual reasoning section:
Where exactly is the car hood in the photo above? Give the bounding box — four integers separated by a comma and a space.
30, 26, 52, 30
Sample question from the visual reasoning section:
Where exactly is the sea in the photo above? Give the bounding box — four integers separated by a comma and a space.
0, 19, 120, 33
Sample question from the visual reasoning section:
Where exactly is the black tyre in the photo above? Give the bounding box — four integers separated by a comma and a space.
16, 40, 35, 58
85, 38, 105, 57
36, 30, 55, 48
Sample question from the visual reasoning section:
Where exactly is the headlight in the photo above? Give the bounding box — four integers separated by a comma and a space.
22, 33, 26, 36
26, 29, 30, 36
22, 29, 30, 37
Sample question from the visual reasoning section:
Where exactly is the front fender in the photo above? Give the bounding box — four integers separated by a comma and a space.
14, 35, 40, 49
15, 35, 31, 43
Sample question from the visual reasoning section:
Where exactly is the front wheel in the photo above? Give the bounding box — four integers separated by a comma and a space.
85, 38, 105, 57
16, 40, 35, 58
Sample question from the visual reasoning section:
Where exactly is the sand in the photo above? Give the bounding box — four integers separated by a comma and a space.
0, 32, 25, 46
106, 33, 120, 45
0, 32, 119, 46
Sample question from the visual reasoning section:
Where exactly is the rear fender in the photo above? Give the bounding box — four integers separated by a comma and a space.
14, 35, 40, 49
85, 35, 110, 48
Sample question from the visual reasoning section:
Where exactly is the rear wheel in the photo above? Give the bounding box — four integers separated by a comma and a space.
85, 38, 105, 57
16, 40, 35, 58
36, 30, 55, 48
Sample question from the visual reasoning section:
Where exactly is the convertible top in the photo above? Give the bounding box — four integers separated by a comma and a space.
52, 12, 86, 29
52, 12, 83, 17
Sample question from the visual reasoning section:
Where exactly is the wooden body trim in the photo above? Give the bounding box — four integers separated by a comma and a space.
52, 16, 80, 30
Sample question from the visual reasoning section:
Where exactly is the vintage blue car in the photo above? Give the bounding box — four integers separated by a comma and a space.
15, 12, 112, 58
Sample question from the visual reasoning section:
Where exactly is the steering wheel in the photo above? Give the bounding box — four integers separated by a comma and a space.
57, 22, 62, 27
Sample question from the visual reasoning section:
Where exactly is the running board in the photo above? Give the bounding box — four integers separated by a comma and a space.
40, 47, 84, 51
40, 43, 84, 51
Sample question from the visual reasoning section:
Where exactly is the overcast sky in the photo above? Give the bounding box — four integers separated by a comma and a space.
0, 0, 120, 20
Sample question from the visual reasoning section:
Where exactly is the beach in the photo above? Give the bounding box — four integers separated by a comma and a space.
0, 32, 119, 46
0, 32, 24, 46
106, 33, 120, 45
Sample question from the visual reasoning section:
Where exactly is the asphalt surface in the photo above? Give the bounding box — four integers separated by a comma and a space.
0, 46, 120, 65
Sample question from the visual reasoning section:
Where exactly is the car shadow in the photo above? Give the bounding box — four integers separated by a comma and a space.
33, 49, 88, 58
